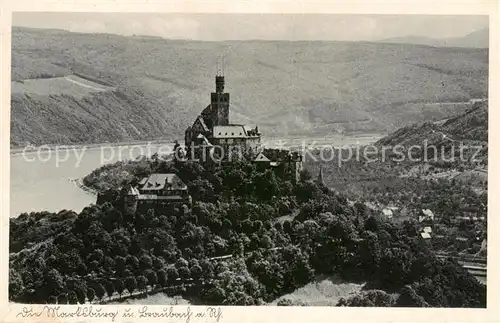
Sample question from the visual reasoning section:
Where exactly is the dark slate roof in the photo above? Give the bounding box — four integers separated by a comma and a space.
195, 115, 209, 132
139, 173, 187, 191
261, 148, 292, 162
195, 134, 213, 146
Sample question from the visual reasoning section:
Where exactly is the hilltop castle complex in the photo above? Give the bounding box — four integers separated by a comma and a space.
112, 69, 305, 213
184, 73, 262, 161
184, 71, 303, 182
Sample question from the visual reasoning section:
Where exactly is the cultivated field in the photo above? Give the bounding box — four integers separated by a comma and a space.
12, 75, 114, 97
270, 276, 364, 306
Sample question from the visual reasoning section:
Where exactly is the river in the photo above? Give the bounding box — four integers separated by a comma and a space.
9, 134, 381, 218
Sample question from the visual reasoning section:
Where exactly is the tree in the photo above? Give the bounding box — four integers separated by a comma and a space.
90, 249, 105, 263
124, 276, 137, 295
137, 275, 148, 293
153, 256, 166, 270
378, 247, 413, 289
178, 266, 191, 280
200, 259, 215, 280
228, 235, 244, 256
94, 283, 106, 302
259, 234, 274, 249
293, 180, 321, 203
87, 288, 95, 304
66, 278, 87, 304
114, 279, 125, 298
190, 264, 203, 281
57, 293, 68, 305
145, 270, 158, 287
47, 295, 57, 304
44, 268, 65, 297
68, 291, 78, 304
282, 246, 314, 289
9, 268, 24, 300
115, 256, 126, 270
260, 169, 282, 199
201, 285, 226, 305
358, 230, 382, 279
300, 169, 312, 182
175, 258, 189, 269
166, 266, 179, 284
157, 269, 168, 287
277, 298, 293, 306
395, 286, 429, 307
103, 256, 115, 272
139, 254, 153, 271
365, 215, 384, 233
123, 269, 133, 278
74, 286, 87, 304
88, 260, 100, 273
126, 255, 139, 270
104, 280, 115, 300
337, 290, 394, 307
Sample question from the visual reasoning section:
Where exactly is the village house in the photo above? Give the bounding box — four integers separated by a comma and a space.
253, 148, 303, 183
125, 173, 192, 214
419, 209, 435, 223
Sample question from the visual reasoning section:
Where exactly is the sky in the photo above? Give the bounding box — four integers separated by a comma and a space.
12, 13, 488, 41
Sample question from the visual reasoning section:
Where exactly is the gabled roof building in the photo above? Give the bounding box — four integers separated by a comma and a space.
124, 173, 192, 214
253, 148, 303, 183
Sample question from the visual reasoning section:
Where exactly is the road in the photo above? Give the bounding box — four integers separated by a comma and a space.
64, 75, 113, 92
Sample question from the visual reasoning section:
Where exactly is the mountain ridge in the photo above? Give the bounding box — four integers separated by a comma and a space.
11, 27, 488, 146
379, 28, 489, 49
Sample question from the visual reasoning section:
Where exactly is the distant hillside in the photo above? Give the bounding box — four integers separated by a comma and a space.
377, 102, 487, 145
11, 27, 488, 146
376, 102, 488, 163
304, 102, 488, 224
380, 28, 489, 49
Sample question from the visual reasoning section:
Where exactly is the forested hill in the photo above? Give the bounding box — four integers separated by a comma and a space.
376, 102, 488, 164
11, 27, 488, 146
10, 159, 486, 307
377, 102, 487, 145
305, 102, 488, 221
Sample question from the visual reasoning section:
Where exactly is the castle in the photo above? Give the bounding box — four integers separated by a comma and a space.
113, 68, 306, 214
183, 70, 303, 182
184, 72, 261, 162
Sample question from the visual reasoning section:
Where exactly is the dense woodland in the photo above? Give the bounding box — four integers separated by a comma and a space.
10, 155, 486, 307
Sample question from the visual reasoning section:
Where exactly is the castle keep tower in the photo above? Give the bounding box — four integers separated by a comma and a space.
185, 59, 262, 162
209, 73, 230, 127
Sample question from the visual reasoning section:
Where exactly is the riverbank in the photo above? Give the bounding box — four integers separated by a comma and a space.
10, 138, 177, 155
10, 132, 385, 156
70, 178, 99, 196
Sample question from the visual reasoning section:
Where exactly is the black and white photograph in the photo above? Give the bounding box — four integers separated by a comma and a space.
6, 9, 493, 313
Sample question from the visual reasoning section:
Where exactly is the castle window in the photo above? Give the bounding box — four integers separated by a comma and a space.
231, 133, 234, 135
